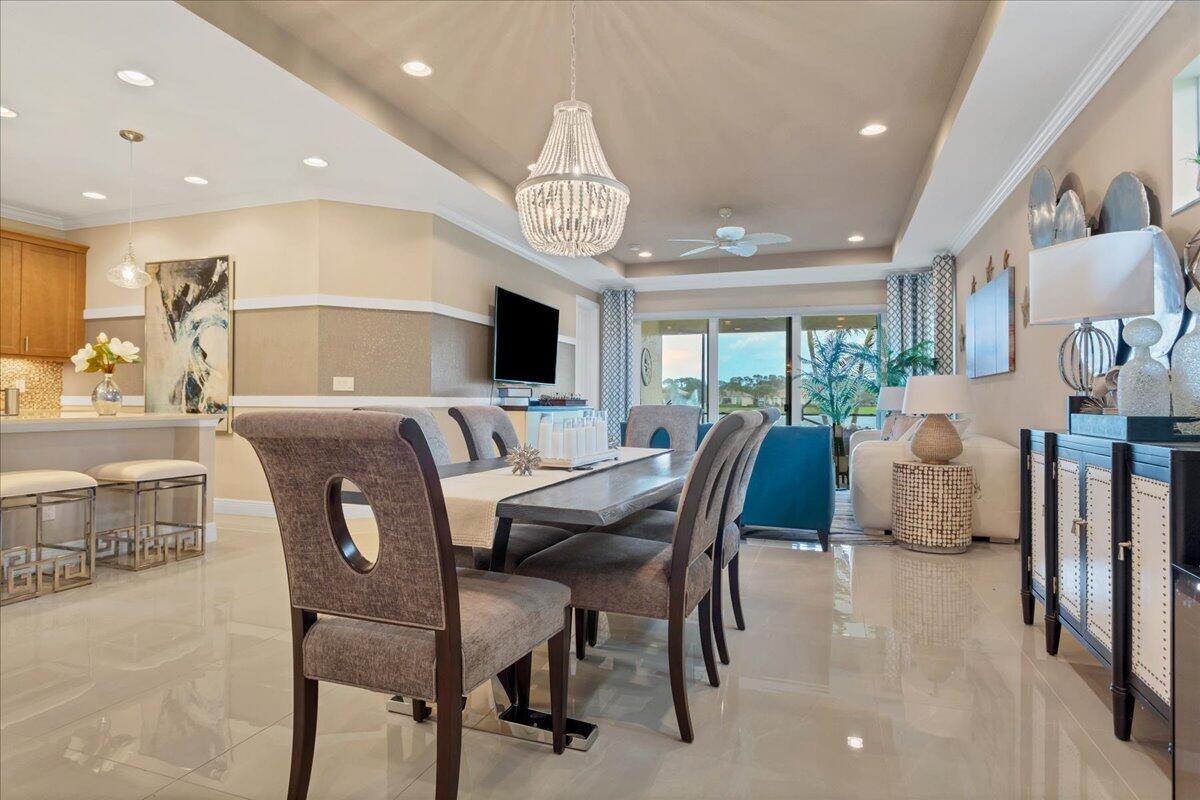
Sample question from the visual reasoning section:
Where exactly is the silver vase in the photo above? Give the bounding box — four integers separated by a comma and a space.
1172, 288, 1200, 415
91, 373, 122, 416
1116, 319, 1170, 417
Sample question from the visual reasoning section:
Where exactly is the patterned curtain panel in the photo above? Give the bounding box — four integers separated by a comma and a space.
600, 288, 636, 441
930, 253, 956, 375
884, 253, 956, 376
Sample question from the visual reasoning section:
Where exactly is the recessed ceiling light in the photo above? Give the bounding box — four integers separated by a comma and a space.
402, 61, 433, 77
638, 250, 653, 258
846, 736, 864, 750
302, 156, 328, 168
0, 106, 17, 118
859, 123, 887, 136
183, 176, 208, 185
847, 234, 865, 243
82, 191, 107, 200
116, 69, 155, 87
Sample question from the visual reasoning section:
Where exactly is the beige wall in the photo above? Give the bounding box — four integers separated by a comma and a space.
634, 280, 886, 316
317, 202, 432, 299
956, 3, 1200, 446
0, 216, 66, 239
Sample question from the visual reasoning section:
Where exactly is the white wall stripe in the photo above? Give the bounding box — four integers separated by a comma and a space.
229, 395, 494, 408
82, 294, 578, 343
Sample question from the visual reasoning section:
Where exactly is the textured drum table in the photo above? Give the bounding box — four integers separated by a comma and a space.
891, 461, 974, 553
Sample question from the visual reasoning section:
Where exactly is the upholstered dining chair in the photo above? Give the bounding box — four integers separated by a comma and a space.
234, 411, 572, 800
624, 404, 702, 453
357, 405, 452, 465
595, 409, 776, 665
516, 410, 758, 742
446, 405, 576, 571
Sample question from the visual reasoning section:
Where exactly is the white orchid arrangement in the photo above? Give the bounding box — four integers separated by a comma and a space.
70, 332, 141, 374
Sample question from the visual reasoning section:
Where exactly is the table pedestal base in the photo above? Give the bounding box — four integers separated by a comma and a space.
386, 680, 599, 752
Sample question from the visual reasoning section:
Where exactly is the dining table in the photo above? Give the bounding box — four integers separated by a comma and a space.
378, 447, 695, 752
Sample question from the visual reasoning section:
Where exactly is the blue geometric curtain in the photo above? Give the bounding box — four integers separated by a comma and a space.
600, 288, 636, 441
885, 253, 956, 375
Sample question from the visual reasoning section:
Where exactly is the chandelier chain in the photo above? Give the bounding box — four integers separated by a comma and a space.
569, 0, 577, 101
127, 137, 134, 246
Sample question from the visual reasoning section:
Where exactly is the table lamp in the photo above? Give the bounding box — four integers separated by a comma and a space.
1028, 230, 1155, 393
902, 375, 973, 464
877, 386, 906, 437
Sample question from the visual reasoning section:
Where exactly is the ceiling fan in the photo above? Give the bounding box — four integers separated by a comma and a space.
670, 207, 792, 258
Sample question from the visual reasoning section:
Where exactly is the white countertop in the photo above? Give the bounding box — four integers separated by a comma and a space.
1, 412, 224, 433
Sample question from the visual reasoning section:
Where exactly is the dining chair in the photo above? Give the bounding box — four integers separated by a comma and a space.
446, 404, 576, 570
624, 404, 702, 452
516, 410, 758, 742
595, 409, 777, 664
234, 410, 572, 800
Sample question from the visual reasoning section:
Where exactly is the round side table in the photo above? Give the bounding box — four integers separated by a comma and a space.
891, 461, 974, 554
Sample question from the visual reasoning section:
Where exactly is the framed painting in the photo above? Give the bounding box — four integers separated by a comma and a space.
143, 256, 233, 431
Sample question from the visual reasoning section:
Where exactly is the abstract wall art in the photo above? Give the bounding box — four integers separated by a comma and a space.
144, 256, 233, 430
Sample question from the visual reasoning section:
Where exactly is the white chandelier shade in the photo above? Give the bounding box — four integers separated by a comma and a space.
108, 129, 152, 289
517, 100, 629, 258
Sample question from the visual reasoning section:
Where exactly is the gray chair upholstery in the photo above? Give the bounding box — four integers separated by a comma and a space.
447, 404, 575, 569
448, 405, 520, 459
356, 405, 452, 466
517, 410, 759, 742
233, 410, 573, 798
624, 404, 702, 452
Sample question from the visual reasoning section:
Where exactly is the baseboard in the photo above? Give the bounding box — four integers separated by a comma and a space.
214, 497, 373, 520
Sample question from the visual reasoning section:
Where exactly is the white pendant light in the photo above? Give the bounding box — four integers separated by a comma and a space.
516, 1, 629, 258
107, 129, 152, 290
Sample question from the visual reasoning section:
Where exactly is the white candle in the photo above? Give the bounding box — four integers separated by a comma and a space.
538, 419, 553, 453
550, 426, 563, 459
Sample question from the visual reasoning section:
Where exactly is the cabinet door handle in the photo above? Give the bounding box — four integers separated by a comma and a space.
23, 335, 28, 352
1072, 518, 1087, 537
1117, 541, 1132, 561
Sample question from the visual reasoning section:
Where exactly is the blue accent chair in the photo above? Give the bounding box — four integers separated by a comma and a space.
635, 421, 836, 550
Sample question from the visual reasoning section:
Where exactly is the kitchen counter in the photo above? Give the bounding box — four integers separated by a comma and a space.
1, 411, 223, 433
2, 411, 221, 539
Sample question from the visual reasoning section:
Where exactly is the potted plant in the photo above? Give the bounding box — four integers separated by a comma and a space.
795, 330, 873, 481
71, 332, 141, 415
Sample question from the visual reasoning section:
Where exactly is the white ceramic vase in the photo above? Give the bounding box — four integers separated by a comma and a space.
1116, 318, 1170, 417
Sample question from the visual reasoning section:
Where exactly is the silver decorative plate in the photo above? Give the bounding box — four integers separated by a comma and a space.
1028, 167, 1056, 248
1099, 172, 1150, 233
1053, 190, 1087, 243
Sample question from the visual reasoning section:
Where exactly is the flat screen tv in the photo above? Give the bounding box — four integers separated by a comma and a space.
492, 287, 559, 385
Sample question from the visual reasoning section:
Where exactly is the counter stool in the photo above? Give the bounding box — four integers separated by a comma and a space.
88, 460, 207, 570
1, 470, 97, 605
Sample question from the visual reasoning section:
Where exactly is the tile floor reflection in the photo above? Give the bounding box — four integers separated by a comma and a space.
0, 517, 1171, 799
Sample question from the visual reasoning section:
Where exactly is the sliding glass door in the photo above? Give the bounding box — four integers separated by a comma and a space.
638, 319, 708, 418
796, 313, 880, 429
717, 317, 790, 420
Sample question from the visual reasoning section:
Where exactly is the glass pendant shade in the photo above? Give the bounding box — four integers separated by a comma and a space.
517, 100, 629, 257
107, 242, 150, 289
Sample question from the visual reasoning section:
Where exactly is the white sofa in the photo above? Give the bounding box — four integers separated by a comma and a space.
848, 425, 1020, 542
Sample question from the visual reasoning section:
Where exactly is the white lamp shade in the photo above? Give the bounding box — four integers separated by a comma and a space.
1028, 230, 1154, 325
902, 374, 973, 415
877, 386, 906, 412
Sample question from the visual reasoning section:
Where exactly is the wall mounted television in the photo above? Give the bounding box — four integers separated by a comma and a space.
492, 287, 559, 385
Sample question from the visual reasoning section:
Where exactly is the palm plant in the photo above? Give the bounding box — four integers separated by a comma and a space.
848, 335, 938, 395
795, 329, 872, 428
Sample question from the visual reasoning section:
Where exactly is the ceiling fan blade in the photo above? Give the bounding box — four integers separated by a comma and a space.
678, 244, 718, 257
715, 225, 746, 241
738, 233, 792, 246
722, 243, 758, 257
668, 238, 717, 243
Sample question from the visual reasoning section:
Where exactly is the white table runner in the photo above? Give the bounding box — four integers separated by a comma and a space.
441, 447, 668, 547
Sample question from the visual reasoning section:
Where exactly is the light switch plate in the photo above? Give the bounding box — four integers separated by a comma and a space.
332, 376, 355, 392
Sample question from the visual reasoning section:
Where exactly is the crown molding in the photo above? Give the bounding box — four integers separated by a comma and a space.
0, 204, 67, 230
949, 0, 1173, 254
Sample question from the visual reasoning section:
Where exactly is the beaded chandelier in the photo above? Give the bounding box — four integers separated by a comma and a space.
516, 2, 628, 258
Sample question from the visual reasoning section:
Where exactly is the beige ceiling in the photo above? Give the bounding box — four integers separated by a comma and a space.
239, 0, 988, 267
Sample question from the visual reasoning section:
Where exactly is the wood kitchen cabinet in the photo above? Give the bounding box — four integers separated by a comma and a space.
0, 229, 88, 359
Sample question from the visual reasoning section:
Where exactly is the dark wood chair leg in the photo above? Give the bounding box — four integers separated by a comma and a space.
728, 552, 746, 631
586, 610, 598, 647
696, 592, 720, 688
711, 559, 730, 665
667, 610, 694, 743
289, 609, 318, 800
574, 607, 587, 660
434, 634, 463, 800
817, 530, 831, 552
549, 608, 570, 754
411, 699, 431, 723
514, 653, 532, 711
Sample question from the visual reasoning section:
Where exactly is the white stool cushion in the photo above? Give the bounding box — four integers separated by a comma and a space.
88, 459, 207, 483
1, 470, 97, 498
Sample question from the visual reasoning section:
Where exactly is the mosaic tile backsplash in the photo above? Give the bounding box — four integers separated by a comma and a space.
0, 357, 63, 412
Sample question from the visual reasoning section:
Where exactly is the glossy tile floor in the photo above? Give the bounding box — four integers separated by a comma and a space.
0, 516, 1171, 799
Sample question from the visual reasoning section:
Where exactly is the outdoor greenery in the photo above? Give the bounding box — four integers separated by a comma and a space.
847, 336, 939, 395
